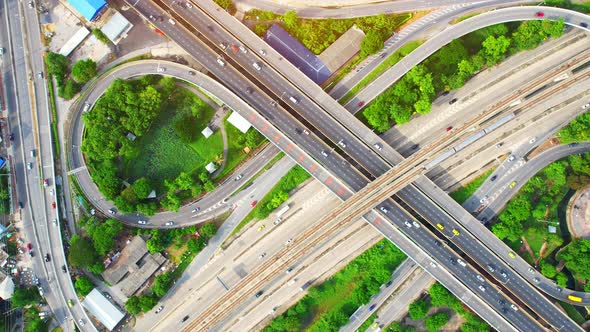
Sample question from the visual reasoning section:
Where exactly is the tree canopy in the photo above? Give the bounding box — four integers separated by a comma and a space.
72, 59, 98, 83
74, 276, 94, 296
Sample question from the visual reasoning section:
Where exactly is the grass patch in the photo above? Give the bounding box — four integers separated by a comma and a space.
558, 301, 586, 324
339, 40, 423, 104
47, 75, 60, 159
264, 240, 406, 331
358, 313, 378, 331
449, 169, 494, 204
452, 12, 481, 24
218, 113, 251, 178
122, 87, 221, 189
230, 165, 310, 236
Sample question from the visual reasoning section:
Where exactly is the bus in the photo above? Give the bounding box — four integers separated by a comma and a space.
568, 295, 582, 303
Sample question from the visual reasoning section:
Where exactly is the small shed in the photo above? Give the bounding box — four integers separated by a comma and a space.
101, 11, 134, 45
201, 126, 214, 138
227, 112, 252, 134
126, 132, 137, 141
205, 162, 217, 174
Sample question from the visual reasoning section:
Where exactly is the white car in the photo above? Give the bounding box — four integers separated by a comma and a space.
379, 206, 389, 214
235, 174, 244, 181
239, 45, 248, 53
412, 221, 420, 228
259, 252, 267, 259
216, 58, 225, 67
337, 140, 346, 148
529, 137, 536, 144
374, 143, 383, 151
165, 221, 174, 226
581, 103, 589, 109
191, 207, 200, 213
253, 62, 262, 71
78, 319, 85, 327
155, 305, 164, 314
259, 49, 266, 56
476, 274, 485, 282
83, 102, 92, 112
478, 285, 486, 292
138, 220, 147, 225
157, 67, 166, 73
52, 219, 57, 226
508, 155, 515, 162
404, 221, 412, 228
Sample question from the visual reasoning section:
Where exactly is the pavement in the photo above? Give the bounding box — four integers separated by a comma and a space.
569, 186, 590, 239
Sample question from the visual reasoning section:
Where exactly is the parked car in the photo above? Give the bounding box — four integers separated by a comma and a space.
165, 221, 174, 226
61, 265, 67, 273
250, 200, 258, 207
535, 12, 544, 17
44, 254, 50, 262
138, 220, 147, 225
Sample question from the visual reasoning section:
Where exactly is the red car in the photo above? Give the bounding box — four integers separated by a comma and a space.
535, 12, 544, 17
27, 243, 32, 250
52, 202, 56, 209
446, 126, 453, 132
250, 200, 258, 207
43, 179, 48, 187
231, 45, 239, 53
357, 101, 365, 107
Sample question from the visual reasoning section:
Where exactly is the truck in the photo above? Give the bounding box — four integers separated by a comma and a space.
300, 281, 312, 291
568, 295, 582, 303
274, 205, 291, 225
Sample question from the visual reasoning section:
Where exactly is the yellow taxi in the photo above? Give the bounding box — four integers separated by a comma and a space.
508, 251, 516, 259
257, 225, 266, 231
436, 223, 445, 230
509, 181, 517, 188
452, 229, 460, 236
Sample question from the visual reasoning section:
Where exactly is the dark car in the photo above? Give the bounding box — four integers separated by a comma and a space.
18, 202, 24, 209
490, 175, 497, 181
9, 133, 14, 141
385, 280, 393, 287
246, 87, 254, 94
434, 240, 442, 247
29, 250, 34, 257
357, 101, 365, 107
581, 22, 588, 28
369, 304, 376, 311
61, 265, 67, 273
45, 254, 51, 262
449, 257, 457, 265
442, 91, 450, 96
449, 98, 458, 104
181, 315, 189, 323
255, 290, 264, 298
446, 126, 453, 132
411, 144, 419, 150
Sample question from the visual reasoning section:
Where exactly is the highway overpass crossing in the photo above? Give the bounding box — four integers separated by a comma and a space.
68, 60, 520, 331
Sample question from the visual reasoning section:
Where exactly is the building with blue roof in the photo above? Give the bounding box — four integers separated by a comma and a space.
68, 0, 107, 21
264, 24, 331, 84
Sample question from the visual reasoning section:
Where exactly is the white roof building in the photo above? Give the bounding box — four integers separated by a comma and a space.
59, 27, 90, 56
81, 289, 125, 330
205, 162, 217, 174
201, 126, 214, 138
227, 112, 252, 134
0, 271, 14, 299
101, 11, 134, 45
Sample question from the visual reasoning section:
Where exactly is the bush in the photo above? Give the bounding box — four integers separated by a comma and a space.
425, 312, 449, 332
68, 235, 100, 269
92, 29, 111, 45
200, 223, 217, 240
152, 272, 174, 297
408, 299, 429, 320
57, 79, 81, 100
74, 276, 94, 296
44, 52, 69, 83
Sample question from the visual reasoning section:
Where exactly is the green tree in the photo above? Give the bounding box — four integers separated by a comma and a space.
408, 299, 429, 320
555, 272, 568, 287
68, 235, 99, 269
91, 219, 123, 256
424, 312, 449, 332
187, 237, 207, 252
540, 260, 558, 278
11, 287, 41, 308
360, 30, 384, 57
429, 283, 461, 310
74, 276, 94, 296
125, 296, 141, 315
133, 177, 152, 199
137, 202, 158, 216
114, 195, 136, 213
481, 35, 511, 64
71, 59, 98, 83
44, 52, 69, 83
146, 229, 170, 253
152, 272, 174, 297
200, 223, 218, 240
58, 79, 81, 100
558, 238, 590, 280
175, 172, 193, 191
161, 192, 181, 212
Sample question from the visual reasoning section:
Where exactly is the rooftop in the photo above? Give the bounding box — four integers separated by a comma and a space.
82, 289, 125, 330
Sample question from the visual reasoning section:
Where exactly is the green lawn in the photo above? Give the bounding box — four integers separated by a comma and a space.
449, 169, 494, 204
122, 88, 222, 189
219, 114, 250, 178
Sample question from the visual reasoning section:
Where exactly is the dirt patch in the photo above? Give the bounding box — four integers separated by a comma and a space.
527, 137, 560, 160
